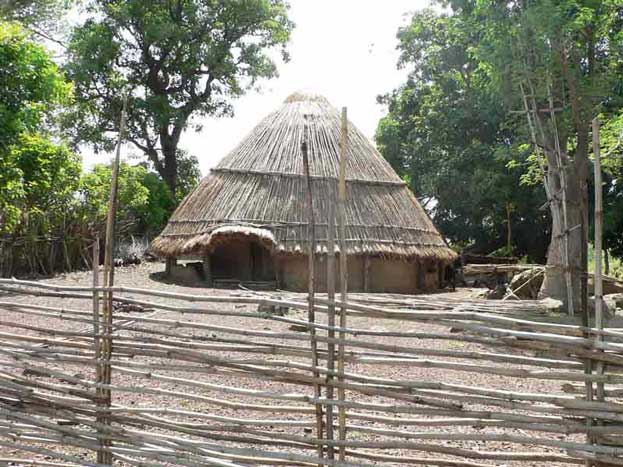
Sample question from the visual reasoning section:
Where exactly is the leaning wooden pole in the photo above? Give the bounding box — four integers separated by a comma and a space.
98, 96, 128, 465
593, 117, 605, 404
337, 106, 349, 461
301, 138, 324, 464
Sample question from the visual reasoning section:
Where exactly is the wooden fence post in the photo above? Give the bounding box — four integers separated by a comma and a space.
593, 117, 605, 398
592, 117, 606, 467
325, 184, 337, 460
337, 106, 349, 461
302, 137, 324, 464
92, 236, 106, 463
98, 95, 127, 465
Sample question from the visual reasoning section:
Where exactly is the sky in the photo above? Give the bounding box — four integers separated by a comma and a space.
85, 0, 434, 175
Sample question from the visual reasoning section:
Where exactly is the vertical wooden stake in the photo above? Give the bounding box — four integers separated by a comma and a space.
92, 235, 104, 462
92, 235, 100, 355
99, 95, 128, 466
325, 188, 336, 460
337, 106, 349, 461
593, 117, 605, 402
364, 255, 371, 292
301, 138, 324, 464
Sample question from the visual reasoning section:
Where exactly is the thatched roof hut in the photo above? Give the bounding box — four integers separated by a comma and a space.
152, 92, 456, 292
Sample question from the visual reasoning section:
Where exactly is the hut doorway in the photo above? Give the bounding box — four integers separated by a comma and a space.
210, 238, 276, 283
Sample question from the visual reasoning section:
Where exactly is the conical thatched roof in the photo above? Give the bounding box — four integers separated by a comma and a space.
151, 92, 456, 262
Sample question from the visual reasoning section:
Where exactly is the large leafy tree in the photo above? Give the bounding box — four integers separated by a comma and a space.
10, 134, 81, 216
0, 0, 74, 39
376, 10, 550, 261
65, 0, 293, 194
78, 162, 188, 235
381, 1, 623, 312
460, 0, 623, 312
0, 22, 70, 150
0, 22, 73, 231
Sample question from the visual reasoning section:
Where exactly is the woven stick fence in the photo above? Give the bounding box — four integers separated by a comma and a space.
0, 277, 622, 466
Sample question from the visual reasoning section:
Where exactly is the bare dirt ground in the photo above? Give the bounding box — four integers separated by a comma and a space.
0, 262, 588, 466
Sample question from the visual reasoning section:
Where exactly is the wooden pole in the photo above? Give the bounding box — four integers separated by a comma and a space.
301, 138, 324, 463
325, 189, 336, 460
92, 235, 100, 357
337, 106, 349, 461
98, 95, 128, 465
593, 117, 605, 401
591, 117, 606, 467
92, 235, 104, 462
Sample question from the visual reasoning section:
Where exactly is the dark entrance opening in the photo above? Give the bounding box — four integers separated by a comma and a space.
210, 238, 276, 283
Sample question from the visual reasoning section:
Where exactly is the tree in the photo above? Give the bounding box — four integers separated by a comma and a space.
0, 22, 72, 231
65, 0, 293, 194
10, 134, 81, 216
387, 1, 623, 311
78, 162, 187, 235
0, 0, 75, 42
376, 10, 550, 261
173, 149, 201, 202
453, 0, 623, 312
0, 22, 70, 150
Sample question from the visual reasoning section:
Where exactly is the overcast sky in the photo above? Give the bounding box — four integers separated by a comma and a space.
86, 0, 433, 174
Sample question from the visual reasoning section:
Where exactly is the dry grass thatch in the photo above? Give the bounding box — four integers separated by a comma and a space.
152, 92, 456, 262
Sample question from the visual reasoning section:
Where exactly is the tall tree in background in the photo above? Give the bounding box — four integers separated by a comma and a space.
380, 1, 623, 311
461, 0, 623, 312
376, 10, 550, 262
65, 0, 293, 195
0, 0, 76, 44
0, 22, 73, 231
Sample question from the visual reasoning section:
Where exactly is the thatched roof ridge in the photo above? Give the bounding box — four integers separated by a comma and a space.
152, 92, 457, 262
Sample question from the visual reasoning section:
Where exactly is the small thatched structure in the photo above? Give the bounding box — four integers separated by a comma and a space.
152, 92, 456, 292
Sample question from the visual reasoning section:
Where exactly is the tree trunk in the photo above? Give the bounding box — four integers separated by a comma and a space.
539, 153, 588, 313
161, 158, 177, 197
159, 129, 180, 197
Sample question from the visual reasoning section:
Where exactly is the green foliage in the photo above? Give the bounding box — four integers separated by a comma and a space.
489, 246, 516, 258
78, 161, 183, 235
10, 134, 81, 215
378, 1, 623, 266
466, 0, 623, 138
464, 0, 623, 274
140, 171, 176, 233
0, 150, 24, 232
376, 10, 550, 261
64, 0, 293, 193
588, 244, 623, 281
0, 23, 74, 233
174, 149, 201, 202
598, 114, 623, 259
79, 163, 150, 223
0, 1, 70, 26
1, 134, 81, 235
0, 22, 71, 150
